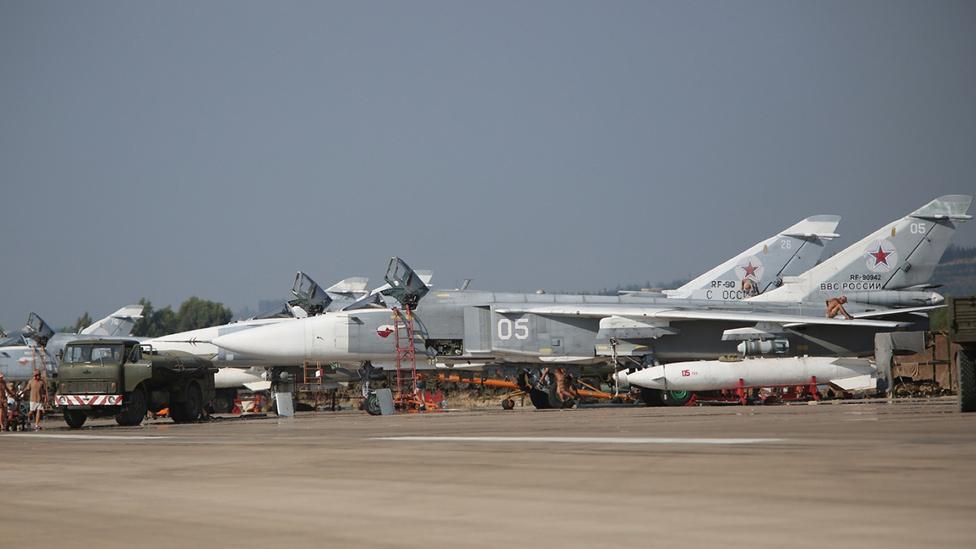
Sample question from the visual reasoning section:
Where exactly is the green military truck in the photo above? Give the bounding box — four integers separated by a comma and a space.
55, 339, 216, 428
950, 297, 976, 413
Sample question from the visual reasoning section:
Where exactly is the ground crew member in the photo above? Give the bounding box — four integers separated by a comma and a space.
554, 367, 579, 403
0, 373, 11, 431
741, 277, 758, 297
22, 370, 48, 431
826, 296, 854, 320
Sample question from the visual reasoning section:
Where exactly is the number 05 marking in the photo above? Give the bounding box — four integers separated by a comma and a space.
497, 318, 529, 340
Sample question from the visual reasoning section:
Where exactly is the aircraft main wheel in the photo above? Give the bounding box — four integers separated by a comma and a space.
116, 389, 147, 426
959, 349, 975, 413
211, 389, 236, 414
661, 390, 693, 407
63, 409, 87, 429
639, 388, 665, 407
171, 383, 203, 423
364, 393, 382, 416
528, 388, 553, 409
501, 398, 515, 410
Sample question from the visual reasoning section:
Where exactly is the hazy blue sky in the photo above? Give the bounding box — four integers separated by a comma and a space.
1, 0, 974, 330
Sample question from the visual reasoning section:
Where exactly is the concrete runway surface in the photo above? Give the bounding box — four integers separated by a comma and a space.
2, 401, 974, 548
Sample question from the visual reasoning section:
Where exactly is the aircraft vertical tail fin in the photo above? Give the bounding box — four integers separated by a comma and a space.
750, 195, 973, 303
80, 305, 144, 337
665, 215, 841, 300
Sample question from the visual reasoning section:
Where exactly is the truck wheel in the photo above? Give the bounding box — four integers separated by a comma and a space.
364, 393, 382, 416
63, 409, 87, 429
171, 383, 203, 424
661, 390, 693, 406
959, 349, 975, 413
116, 389, 147, 426
639, 388, 665, 407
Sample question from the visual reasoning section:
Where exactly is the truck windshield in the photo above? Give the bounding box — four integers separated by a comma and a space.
64, 345, 123, 364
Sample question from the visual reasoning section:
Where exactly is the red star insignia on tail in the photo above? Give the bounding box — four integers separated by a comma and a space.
869, 245, 891, 266
742, 261, 759, 279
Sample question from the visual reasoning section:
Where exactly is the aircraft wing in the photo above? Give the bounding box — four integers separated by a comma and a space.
491, 304, 905, 329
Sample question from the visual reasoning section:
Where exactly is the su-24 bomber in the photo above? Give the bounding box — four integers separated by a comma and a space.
196, 211, 842, 394
210, 195, 971, 409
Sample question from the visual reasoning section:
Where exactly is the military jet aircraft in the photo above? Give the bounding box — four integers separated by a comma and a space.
142, 273, 375, 409
205, 215, 834, 378
618, 194, 973, 399
212, 195, 969, 410
0, 305, 143, 382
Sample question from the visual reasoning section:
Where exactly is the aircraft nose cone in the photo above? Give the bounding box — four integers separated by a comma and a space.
213, 321, 305, 360
625, 365, 668, 390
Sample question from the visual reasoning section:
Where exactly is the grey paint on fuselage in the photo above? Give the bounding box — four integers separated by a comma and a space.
416, 291, 899, 363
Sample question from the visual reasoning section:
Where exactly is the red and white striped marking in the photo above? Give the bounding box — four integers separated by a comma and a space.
56, 394, 122, 406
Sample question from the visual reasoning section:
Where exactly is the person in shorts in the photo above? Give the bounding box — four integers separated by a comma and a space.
23, 370, 47, 431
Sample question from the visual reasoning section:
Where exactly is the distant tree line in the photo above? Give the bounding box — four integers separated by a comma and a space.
942, 244, 976, 263
67, 297, 233, 337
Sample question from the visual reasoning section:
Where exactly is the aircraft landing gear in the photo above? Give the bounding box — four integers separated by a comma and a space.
358, 361, 383, 416
364, 393, 382, 415
640, 388, 694, 407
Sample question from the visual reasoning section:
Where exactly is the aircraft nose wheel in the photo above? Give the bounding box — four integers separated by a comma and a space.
501, 398, 515, 410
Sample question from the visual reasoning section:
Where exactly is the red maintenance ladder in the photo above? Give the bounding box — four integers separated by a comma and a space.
392, 306, 426, 412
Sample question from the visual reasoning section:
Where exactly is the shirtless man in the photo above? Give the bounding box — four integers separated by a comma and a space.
0, 373, 11, 431
741, 278, 758, 298
554, 367, 579, 404
826, 296, 854, 320
22, 370, 48, 431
